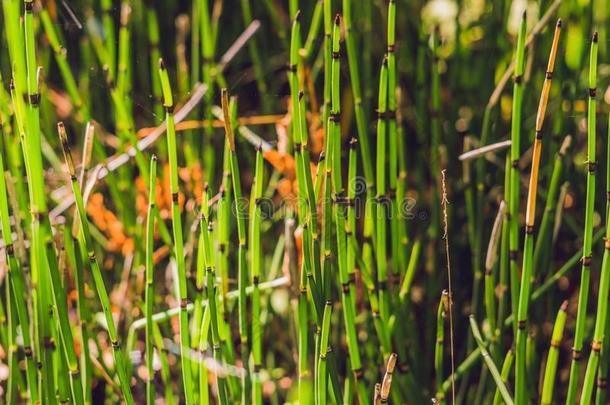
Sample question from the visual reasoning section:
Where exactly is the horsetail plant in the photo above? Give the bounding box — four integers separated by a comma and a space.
376, 55, 390, 322
158, 58, 194, 405
336, 4, 378, 324
19, 2, 90, 402
595, 110, 610, 405
221, 88, 251, 403
597, 313, 610, 405
0, 117, 38, 402
218, 110, 239, 399
58, 122, 133, 404
540, 301, 567, 405
317, 301, 333, 405
515, 19, 561, 405
508, 12, 527, 340
492, 349, 514, 405
386, 0, 403, 281
566, 32, 598, 405
346, 137, 358, 310
580, 70, 610, 405
342, 0, 373, 187
200, 0, 217, 180
101, 0, 116, 74
469, 316, 514, 405
288, 12, 322, 312
145, 155, 157, 405
435, 291, 448, 405
327, 14, 365, 403
117, 3, 133, 107
4, 1, 610, 404
199, 184, 229, 404
249, 145, 264, 405
22, 1, 57, 397
146, 3, 164, 125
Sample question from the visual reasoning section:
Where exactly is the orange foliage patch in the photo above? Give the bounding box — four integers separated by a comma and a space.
86, 193, 134, 256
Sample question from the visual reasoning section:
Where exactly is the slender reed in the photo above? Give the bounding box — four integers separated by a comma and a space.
22, 1, 56, 398
145, 155, 157, 404
595, 112, 610, 405
285, 15, 315, 401
146, 3, 164, 125
158, 59, 194, 405
326, 14, 365, 402
117, 3, 133, 105
303, 1, 323, 60
376, 55, 390, 321
566, 32, 598, 405
342, 0, 373, 185
492, 350, 514, 405
515, 19, 562, 404
317, 301, 332, 405
21, 2, 88, 401
288, 11, 322, 316
249, 145, 264, 405
596, 314, 610, 405
199, 185, 228, 404
0, 119, 38, 401
386, 0, 404, 283
508, 12, 527, 340
200, 0, 216, 180
540, 301, 567, 405
469, 316, 514, 405
580, 53, 610, 403
435, 291, 448, 404
58, 122, 134, 404
221, 88, 251, 404
101, 0, 116, 74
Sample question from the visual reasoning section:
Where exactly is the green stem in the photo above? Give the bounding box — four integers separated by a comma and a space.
566, 32, 598, 405
158, 60, 193, 405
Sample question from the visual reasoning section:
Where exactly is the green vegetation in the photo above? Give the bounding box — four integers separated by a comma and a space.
2, 1, 610, 404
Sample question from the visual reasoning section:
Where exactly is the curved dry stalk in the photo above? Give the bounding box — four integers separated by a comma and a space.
380, 353, 398, 402
515, 19, 562, 405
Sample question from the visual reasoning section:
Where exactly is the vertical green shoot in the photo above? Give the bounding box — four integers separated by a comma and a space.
376, 56, 389, 321
158, 59, 194, 405
508, 12, 527, 341
250, 146, 264, 405
541, 301, 567, 405
145, 155, 157, 405
566, 32, 598, 405
221, 88, 250, 404
317, 301, 332, 405
435, 292, 448, 405
58, 122, 134, 404
581, 34, 610, 403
